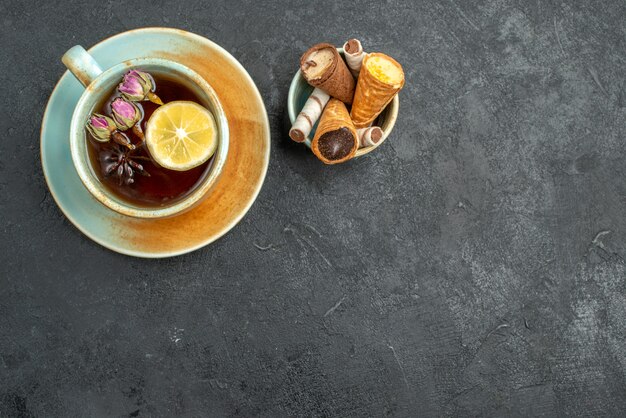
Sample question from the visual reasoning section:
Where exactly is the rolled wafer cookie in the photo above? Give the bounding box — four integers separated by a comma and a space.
311, 98, 358, 164
289, 88, 330, 142
350, 53, 404, 128
343, 39, 365, 76
300, 43, 356, 104
357, 127, 384, 148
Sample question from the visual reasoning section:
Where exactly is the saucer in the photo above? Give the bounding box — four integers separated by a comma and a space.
40, 28, 270, 258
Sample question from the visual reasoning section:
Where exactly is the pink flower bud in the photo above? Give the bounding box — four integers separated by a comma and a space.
111, 98, 141, 130
118, 70, 163, 105
118, 70, 154, 101
86, 113, 116, 142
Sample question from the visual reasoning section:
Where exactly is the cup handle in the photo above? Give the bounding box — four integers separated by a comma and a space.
62, 45, 103, 87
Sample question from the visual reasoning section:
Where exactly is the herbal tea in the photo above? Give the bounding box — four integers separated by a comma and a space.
85, 71, 217, 208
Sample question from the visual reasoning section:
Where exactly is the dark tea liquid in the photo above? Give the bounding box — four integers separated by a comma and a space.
87, 75, 213, 208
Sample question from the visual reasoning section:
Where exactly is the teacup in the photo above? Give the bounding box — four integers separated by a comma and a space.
62, 45, 229, 218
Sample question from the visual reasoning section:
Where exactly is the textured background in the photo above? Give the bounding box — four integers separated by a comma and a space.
2, 0, 626, 416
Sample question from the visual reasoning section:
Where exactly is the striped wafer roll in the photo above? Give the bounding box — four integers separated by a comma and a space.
343, 39, 365, 77
289, 88, 330, 142
311, 98, 358, 164
357, 126, 384, 148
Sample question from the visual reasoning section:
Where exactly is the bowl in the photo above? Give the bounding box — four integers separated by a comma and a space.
287, 48, 399, 158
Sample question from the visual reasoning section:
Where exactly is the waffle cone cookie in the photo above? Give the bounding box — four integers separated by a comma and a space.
311, 99, 358, 164
300, 43, 356, 104
350, 53, 404, 128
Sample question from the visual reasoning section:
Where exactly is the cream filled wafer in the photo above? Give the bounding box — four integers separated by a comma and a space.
343, 39, 365, 76
311, 98, 358, 164
300, 43, 356, 104
357, 126, 384, 148
350, 53, 404, 128
289, 88, 330, 142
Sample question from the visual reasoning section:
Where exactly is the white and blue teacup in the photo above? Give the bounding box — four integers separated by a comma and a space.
62, 45, 229, 218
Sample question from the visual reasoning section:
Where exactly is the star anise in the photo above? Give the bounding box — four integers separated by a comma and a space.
101, 145, 150, 185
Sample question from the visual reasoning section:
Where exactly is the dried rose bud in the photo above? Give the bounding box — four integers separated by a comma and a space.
86, 113, 116, 142
118, 70, 151, 101
118, 70, 163, 105
111, 98, 141, 131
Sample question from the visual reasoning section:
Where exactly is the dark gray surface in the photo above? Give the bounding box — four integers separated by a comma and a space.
1, 0, 626, 416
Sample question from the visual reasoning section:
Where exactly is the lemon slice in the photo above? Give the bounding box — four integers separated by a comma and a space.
145, 100, 218, 171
